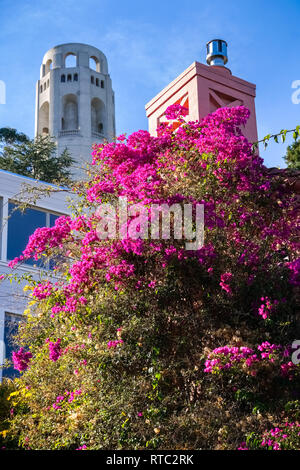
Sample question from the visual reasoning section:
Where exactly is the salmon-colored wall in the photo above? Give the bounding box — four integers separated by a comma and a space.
145, 61, 258, 143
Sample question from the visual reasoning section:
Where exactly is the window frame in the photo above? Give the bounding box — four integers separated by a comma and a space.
1, 311, 25, 380
6, 200, 63, 269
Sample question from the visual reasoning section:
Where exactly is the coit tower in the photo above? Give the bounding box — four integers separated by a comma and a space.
35, 43, 116, 178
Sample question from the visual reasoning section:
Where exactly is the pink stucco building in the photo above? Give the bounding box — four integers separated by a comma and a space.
145, 39, 258, 143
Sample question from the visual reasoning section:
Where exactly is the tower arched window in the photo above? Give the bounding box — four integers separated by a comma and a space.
64, 53, 77, 68
38, 101, 49, 135
40, 85, 43, 93
101, 80, 104, 88
96, 78, 99, 87
74, 73, 78, 81
43, 82, 46, 91
91, 75, 94, 84
67, 74, 72, 82
62, 94, 78, 131
91, 97, 105, 136
61, 74, 65, 83
45, 59, 53, 74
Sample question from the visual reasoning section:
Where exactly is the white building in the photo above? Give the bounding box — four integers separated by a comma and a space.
35, 43, 116, 179
0, 170, 70, 380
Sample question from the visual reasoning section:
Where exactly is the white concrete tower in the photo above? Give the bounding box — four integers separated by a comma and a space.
35, 43, 116, 178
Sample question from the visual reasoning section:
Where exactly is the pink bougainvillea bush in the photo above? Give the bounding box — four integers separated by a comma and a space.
1, 105, 300, 450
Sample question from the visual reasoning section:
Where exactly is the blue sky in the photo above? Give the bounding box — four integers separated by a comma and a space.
0, 0, 299, 167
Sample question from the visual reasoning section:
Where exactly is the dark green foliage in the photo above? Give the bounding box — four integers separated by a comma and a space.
284, 139, 300, 169
0, 130, 74, 185
0, 127, 29, 146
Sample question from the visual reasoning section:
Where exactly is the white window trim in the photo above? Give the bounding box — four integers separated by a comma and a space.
0, 307, 24, 381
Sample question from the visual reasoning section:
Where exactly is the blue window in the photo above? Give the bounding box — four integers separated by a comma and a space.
7, 203, 46, 266
50, 213, 59, 227
2, 313, 24, 379
7, 203, 63, 268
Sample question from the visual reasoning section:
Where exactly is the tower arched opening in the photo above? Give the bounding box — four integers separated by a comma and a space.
45, 59, 53, 74
38, 101, 49, 135
89, 56, 100, 72
91, 97, 105, 135
64, 53, 77, 68
62, 94, 78, 131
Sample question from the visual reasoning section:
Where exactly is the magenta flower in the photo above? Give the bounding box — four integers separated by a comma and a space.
46, 338, 62, 362
12, 348, 32, 372
164, 103, 188, 120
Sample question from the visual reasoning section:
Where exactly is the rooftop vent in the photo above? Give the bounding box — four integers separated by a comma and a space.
206, 39, 228, 66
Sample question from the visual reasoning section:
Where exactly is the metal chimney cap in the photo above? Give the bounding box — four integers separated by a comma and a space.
206, 39, 228, 67
206, 39, 228, 47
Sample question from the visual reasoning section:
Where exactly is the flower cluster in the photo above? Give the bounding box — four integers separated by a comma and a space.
12, 348, 32, 372
287, 259, 300, 287
260, 423, 300, 450
52, 389, 82, 410
258, 297, 279, 320
204, 345, 256, 373
219, 272, 233, 295
164, 103, 188, 120
32, 281, 54, 300
240, 422, 300, 450
107, 339, 124, 349
46, 338, 62, 362
204, 342, 290, 376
